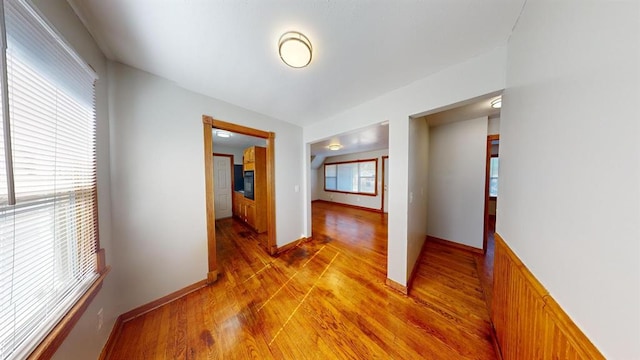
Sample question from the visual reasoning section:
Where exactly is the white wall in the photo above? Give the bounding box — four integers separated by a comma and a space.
427, 117, 487, 249
310, 168, 319, 201
212, 144, 244, 164
488, 116, 500, 135
303, 46, 507, 286
317, 149, 388, 210
108, 62, 305, 314
406, 118, 429, 280
498, 1, 639, 358
28, 1, 116, 359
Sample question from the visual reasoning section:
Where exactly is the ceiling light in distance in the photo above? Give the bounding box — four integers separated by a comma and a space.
328, 144, 341, 151
215, 130, 231, 138
279, 31, 312, 68
491, 97, 502, 109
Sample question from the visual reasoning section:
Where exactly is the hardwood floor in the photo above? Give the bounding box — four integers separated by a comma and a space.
106, 202, 497, 359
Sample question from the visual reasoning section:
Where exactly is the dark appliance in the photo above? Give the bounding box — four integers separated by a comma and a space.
234, 165, 244, 191
244, 171, 254, 200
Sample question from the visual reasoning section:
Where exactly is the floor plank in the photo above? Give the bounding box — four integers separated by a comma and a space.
106, 201, 497, 359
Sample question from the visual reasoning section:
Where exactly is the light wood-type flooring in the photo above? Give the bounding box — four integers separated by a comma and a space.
107, 201, 497, 359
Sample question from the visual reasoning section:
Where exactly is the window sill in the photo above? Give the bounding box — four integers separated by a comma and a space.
27, 265, 111, 359
323, 189, 378, 197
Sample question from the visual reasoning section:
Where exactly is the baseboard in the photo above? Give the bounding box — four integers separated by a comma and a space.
405, 237, 430, 294
385, 278, 408, 295
276, 236, 310, 255
98, 315, 123, 360
313, 199, 383, 213
426, 235, 483, 254
492, 234, 603, 359
119, 279, 208, 321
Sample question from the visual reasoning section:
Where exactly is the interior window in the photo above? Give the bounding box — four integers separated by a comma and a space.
324, 159, 378, 195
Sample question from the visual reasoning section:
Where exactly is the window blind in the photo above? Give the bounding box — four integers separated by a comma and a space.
324, 159, 377, 195
0, 0, 98, 359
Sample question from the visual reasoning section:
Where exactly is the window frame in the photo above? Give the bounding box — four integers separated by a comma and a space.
489, 155, 499, 199
324, 158, 379, 196
0, 0, 109, 358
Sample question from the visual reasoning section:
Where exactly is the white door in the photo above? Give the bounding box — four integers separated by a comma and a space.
213, 155, 232, 219
383, 157, 389, 213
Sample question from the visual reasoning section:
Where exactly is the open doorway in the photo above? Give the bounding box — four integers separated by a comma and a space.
202, 116, 276, 283
483, 134, 500, 254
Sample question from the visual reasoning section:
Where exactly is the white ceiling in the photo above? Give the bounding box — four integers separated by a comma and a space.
310, 121, 389, 157
68, 0, 525, 127
421, 93, 502, 127
212, 130, 266, 150
309, 94, 502, 158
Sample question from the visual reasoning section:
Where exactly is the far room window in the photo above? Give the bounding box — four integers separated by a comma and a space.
324, 159, 378, 195
489, 157, 499, 197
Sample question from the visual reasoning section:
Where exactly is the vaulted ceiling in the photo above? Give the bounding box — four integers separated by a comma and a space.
68, 0, 524, 127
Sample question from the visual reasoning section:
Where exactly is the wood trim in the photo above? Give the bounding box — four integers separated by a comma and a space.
313, 199, 383, 213
119, 279, 208, 321
492, 234, 604, 359
322, 189, 378, 197
385, 278, 408, 295
207, 271, 218, 284
405, 236, 429, 293
266, 133, 277, 255
209, 116, 270, 138
426, 235, 484, 254
28, 266, 111, 360
324, 158, 379, 166
323, 158, 378, 196
276, 236, 310, 255
381, 155, 388, 212
98, 315, 123, 360
203, 119, 217, 279
96, 248, 107, 274
203, 115, 277, 272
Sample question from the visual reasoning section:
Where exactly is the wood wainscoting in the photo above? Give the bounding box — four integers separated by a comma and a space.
492, 234, 604, 359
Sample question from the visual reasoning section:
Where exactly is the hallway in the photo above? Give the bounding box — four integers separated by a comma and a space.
105, 202, 497, 359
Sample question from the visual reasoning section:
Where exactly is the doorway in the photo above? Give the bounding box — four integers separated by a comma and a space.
202, 115, 276, 283
483, 134, 500, 253
213, 154, 233, 219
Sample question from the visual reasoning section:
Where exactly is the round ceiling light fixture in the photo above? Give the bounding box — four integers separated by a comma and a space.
278, 31, 312, 68
328, 144, 341, 151
491, 97, 502, 109
215, 130, 231, 138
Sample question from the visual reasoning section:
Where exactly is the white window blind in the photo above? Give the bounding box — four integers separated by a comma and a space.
0, 0, 98, 359
324, 159, 377, 195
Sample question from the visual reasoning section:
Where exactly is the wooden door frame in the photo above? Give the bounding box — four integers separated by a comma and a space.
212, 153, 234, 219
203, 115, 276, 283
381, 155, 389, 213
483, 134, 500, 254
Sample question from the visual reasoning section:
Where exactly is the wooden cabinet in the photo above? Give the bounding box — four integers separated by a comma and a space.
243, 147, 255, 165
233, 191, 243, 218
233, 145, 267, 233
245, 202, 256, 229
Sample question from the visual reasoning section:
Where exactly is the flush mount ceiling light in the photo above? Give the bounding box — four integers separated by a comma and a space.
328, 144, 341, 151
278, 31, 312, 68
215, 130, 231, 138
491, 97, 502, 109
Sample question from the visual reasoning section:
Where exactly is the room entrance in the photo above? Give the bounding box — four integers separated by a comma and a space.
202, 115, 276, 283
